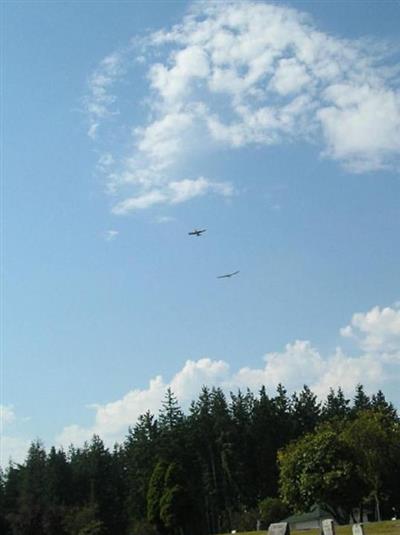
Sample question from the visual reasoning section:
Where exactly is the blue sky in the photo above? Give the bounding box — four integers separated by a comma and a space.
2, 0, 400, 463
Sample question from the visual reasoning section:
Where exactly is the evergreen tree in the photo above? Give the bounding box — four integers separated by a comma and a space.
272, 384, 294, 444
251, 386, 278, 499
0, 469, 12, 534
210, 387, 236, 533
1, 384, 398, 534
158, 389, 187, 464
229, 389, 256, 507
63, 503, 104, 535
371, 390, 398, 420
292, 385, 321, 436
160, 463, 192, 535
45, 447, 71, 505
353, 384, 371, 413
13, 440, 48, 534
147, 460, 168, 533
69, 436, 127, 534
41, 447, 71, 534
159, 389, 184, 432
124, 411, 159, 525
322, 387, 350, 421
189, 387, 219, 535
2, 463, 20, 532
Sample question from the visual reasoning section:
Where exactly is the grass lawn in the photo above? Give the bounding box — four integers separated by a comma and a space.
219, 520, 400, 535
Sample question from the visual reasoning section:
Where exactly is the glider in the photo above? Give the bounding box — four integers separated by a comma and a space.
188, 229, 206, 236
217, 270, 240, 279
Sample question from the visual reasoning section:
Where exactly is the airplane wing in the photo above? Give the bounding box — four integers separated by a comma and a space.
188, 229, 206, 236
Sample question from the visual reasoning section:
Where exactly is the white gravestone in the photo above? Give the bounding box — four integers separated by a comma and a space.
268, 522, 290, 535
322, 519, 335, 535
352, 524, 365, 535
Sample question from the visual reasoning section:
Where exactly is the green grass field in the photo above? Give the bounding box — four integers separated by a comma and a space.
219, 520, 400, 535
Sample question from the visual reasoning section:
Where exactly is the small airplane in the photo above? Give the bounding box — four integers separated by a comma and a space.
188, 228, 206, 236
217, 270, 240, 279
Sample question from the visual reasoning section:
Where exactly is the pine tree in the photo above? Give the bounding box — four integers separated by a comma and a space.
353, 384, 371, 413
322, 387, 350, 421
371, 390, 398, 420
1, 384, 398, 534
292, 385, 321, 436
0, 469, 11, 534
124, 411, 159, 523
159, 389, 184, 432
13, 440, 48, 534
229, 389, 256, 507
69, 435, 127, 533
210, 388, 235, 533
41, 447, 71, 534
189, 387, 218, 534
251, 386, 277, 499
147, 460, 168, 533
158, 389, 187, 462
160, 463, 192, 535
2, 463, 20, 532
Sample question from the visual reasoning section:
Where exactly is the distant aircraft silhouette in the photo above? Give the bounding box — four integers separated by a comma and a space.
188, 229, 206, 236
217, 270, 240, 279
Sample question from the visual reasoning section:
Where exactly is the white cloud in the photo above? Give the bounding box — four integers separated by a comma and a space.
112, 190, 168, 213
149, 45, 210, 103
85, 52, 125, 139
56, 303, 399, 450
168, 177, 233, 203
231, 342, 384, 397
318, 84, 400, 172
1, 405, 16, 429
156, 215, 176, 224
341, 303, 400, 353
136, 111, 195, 167
56, 360, 231, 448
85, 2, 400, 214
57, 376, 167, 447
232, 340, 325, 392
97, 153, 114, 173
140, 1, 400, 168
269, 58, 312, 96
1, 436, 31, 467
0, 406, 31, 467
170, 358, 230, 400
112, 177, 233, 215
312, 350, 384, 397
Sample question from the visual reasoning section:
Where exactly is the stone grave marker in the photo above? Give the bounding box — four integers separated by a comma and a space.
352, 524, 365, 535
268, 522, 290, 535
322, 519, 335, 535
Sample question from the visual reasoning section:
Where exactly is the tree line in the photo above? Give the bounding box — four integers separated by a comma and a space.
1, 384, 399, 535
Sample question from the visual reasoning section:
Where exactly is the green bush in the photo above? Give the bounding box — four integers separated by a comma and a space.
259, 497, 290, 528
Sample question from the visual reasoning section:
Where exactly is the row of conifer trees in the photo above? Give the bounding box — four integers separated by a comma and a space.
1, 384, 399, 535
